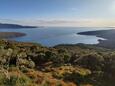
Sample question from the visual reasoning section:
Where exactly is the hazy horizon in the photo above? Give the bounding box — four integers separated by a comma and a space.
0, 0, 115, 27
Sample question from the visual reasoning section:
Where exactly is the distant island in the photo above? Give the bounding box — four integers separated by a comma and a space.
78, 29, 115, 49
0, 23, 37, 28
0, 32, 26, 39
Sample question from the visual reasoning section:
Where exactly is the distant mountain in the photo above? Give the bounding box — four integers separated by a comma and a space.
0, 23, 37, 28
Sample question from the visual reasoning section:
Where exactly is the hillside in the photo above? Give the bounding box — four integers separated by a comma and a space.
0, 23, 37, 28
0, 40, 114, 86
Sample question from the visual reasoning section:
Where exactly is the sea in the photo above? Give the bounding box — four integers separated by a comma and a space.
0, 27, 110, 47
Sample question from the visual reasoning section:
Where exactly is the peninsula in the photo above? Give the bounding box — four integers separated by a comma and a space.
78, 29, 115, 49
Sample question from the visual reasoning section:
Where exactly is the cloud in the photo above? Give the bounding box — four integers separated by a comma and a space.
0, 18, 115, 27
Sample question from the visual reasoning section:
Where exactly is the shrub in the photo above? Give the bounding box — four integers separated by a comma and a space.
77, 53, 104, 71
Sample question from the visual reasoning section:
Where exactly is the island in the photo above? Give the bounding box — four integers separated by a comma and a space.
0, 23, 37, 28
78, 29, 115, 49
0, 32, 26, 38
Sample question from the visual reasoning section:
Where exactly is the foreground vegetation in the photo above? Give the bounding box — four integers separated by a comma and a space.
0, 40, 114, 86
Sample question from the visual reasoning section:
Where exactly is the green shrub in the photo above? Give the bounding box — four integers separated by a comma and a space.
3, 73, 31, 86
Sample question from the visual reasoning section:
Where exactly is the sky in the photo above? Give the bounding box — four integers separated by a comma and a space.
0, 0, 115, 27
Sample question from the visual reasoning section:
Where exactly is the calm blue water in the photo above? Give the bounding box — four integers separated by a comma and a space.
0, 27, 109, 47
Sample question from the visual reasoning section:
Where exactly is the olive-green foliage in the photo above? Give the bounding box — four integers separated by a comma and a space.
63, 72, 89, 85
55, 44, 115, 86
76, 53, 104, 71
0, 40, 115, 86
0, 72, 32, 86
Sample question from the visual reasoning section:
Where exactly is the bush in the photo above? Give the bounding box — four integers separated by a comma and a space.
77, 53, 104, 71
0, 72, 32, 86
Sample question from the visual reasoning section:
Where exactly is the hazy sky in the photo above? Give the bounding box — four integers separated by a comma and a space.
0, 0, 115, 27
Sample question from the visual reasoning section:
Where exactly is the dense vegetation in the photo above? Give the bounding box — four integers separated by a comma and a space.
0, 40, 115, 86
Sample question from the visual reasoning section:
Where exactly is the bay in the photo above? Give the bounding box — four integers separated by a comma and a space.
0, 27, 109, 47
